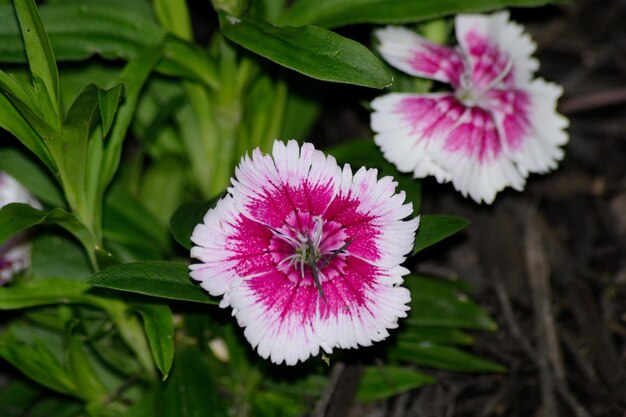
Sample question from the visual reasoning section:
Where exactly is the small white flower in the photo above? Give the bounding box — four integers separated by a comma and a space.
371, 12, 569, 203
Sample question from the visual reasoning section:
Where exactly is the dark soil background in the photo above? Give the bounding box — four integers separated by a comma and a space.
310, 1, 626, 416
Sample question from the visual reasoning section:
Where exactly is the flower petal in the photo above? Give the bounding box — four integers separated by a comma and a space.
232, 140, 341, 228
431, 106, 526, 204
455, 11, 538, 88
376, 26, 464, 86
324, 164, 418, 268
495, 79, 569, 176
229, 256, 411, 365
190, 196, 275, 307
371, 92, 463, 183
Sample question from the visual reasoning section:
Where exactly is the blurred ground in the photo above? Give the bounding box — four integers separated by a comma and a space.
311, 1, 626, 416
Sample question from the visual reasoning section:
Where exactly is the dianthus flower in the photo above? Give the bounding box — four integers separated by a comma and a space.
0, 172, 40, 285
371, 12, 569, 203
190, 140, 418, 365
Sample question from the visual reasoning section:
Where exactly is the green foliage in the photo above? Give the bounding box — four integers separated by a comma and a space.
13, 0, 61, 128
155, 346, 228, 417
358, 366, 435, 401
0, 203, 97, 266
220, 14, 392, 89
133, 303, 175, 380
413, 215, 470, 255
281, 0, 565, 28
88, 261, 219, 305
405, 275, 496, 330
0, 1, 165, 62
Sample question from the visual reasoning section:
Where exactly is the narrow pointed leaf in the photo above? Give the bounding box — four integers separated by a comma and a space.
156, 346, 227, 417
13, 0, 60, 125
64, 320, 108, 401
58, 83, 100, 206
405, 275, 496, 331
0, 203, 96, 262
220, 14, 392, 88
134, 303, 175, 380
0, 278, 89, 310
0, 2, 164, 62
412, 215, 470, 255
0, 93, 54, 170
282, 0, 565, 28
98, 83, 124, 136
158, 37, 219, 90
88, 261, 217, 304
399, 326, 474, 345
390, 342, 505, 372
0, 334, 77, 396
100, 46, 162, 190
357, 366, 434, 401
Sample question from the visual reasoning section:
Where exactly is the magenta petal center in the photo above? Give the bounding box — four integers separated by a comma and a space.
269, 211, 348, 286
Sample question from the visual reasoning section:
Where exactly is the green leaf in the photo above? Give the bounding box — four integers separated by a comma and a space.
159, 37, 219, 91
0, 68, 38, 110
21, 397, 83, 417
413, 215, 469, 255
138, 157, 187, 228
0, 380, 40, 416
0, 147, 65, 207
169, 200, 218, 250
100, 46, 162, 191
153, 0, 192, 40
31, 233, 92, 280
0, 93, 54, 171
281, 0, 564, 28
357, 365, 434, 401
133, 303, 175, 380
64, 320, 108, 401
123, 390, 158, 417
0, 278, 156, 377
389, 342, 505, 372
57, 83, 101, 212
399, 326, 474, 346
98, 83, 124, 137
103, 185, 169, 258
88, 261, 218, 304
0, 332, 77, 396
280, 89, 320, 140
0, 203, 96, 265
220, 14, 392, 89
0, 278, 89, 310
405, 275, 496, 331
13, 0, 60, 126
156, 346, 227, 417
0, 79, 61, 140
0, 2, 165, 63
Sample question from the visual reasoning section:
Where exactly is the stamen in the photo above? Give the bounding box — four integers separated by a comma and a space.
477, 57, 513, 94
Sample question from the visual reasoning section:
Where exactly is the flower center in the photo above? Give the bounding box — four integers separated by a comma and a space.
268, 212, 348, 288
455, 58, 514, 108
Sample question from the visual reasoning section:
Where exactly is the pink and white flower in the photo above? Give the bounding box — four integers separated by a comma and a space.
371, 12, 569, 203
190, 140, 418, 365
0, 172, 40, 285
